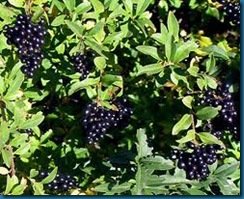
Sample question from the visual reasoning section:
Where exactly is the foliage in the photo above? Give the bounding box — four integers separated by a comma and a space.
0, 0, 240, 195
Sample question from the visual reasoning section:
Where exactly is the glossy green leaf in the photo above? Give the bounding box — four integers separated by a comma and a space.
30, 169, 39, 178
8, 0, 25, 7
94, 56, 106, 70
136, 129, 153, 159
68, 77, 100, 95
65, 20, 83, 37
14, 143, 30, 156
33, 182, 44, 195
0, 120, 10, 144
4, 175, 19, 194
196, 106, 220, 120
0, 167, 9, 175
41, 167, 58, 184
19, 112, 44, 129
136, 0, 154, 16
12, 184, 25, 195
173, 41, 198, 63
182, 96, 193, 109
2, 148, 12, 168
214, 162, 240, 177
136, 45, 161, 60
5, 70, 24, 100
75, 2, 92, 15
51, 15, 66, 26
63, 0, 75, 12
197, 132, 225, 147
176, 129, 195, 144
141, 155, 174, 170
167, 11, 179, 40
137, 63, 163, 76
90, 0, 104, 14
172, 114, 191, 135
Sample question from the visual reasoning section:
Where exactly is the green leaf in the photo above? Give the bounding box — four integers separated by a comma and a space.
0, 76, 6, 95
197, 132, 225, 148
101, 74, 122, 87
75, 2, 92, 15
33, 182, 44, 195
196, 106, 220, 120
182, 188, 207, 195
136, 45, 161, 61
172, 114, 191, 135
202, 45, 231, 60
65, 20, 83, 37
8, 0, 25, 7
206, 53, 216, 75
141, 155, 174, 170
19, 112, 44, 129
173, 40, 198, 63
2, 148, 12, 168
123, 0, 133, 14
176, 129, 195, 144
4, 175, 19, 194
63, 0, 75, 12
87, 21, 104, 36
12, 184, 25, 195
182, 96, 193, 109
68, 77, 100, 95
167, 11, 179, 40
90, 0, 104, 14
30, 169, 39, 178
51, 15, 66, 26
214, 162, 240, 177
5, 70, 24, 100
0, 120, 10, 144
14, 143, 30, 156
14, 106, 24, 127
187, 65, 199, 77
165, 35, 175, 61
41, 167, 58, 184
204, 75, 218, 89
84, 38, 107, 57
94, 56, 106, 70
137, 63, 163, 76
216, 178, 240, 195
136, 129, 153, 159
0, 167, 9, 175
136, 0, 154, 16
94, 182, 132, 194
0, 4, 16, 21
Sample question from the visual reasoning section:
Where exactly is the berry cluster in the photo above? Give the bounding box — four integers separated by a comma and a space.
71, 51, 95, 80
82, 98, 133, 144
3, 14, 46, 77
170, 142, 223, 180
39, 172, 78, 193
200, 83, 239, 140
217, 0, 240, 25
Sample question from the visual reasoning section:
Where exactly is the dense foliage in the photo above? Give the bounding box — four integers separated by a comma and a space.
0, 0, 240, 195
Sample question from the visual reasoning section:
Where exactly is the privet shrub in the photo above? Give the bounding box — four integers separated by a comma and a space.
0, 0, 240, 195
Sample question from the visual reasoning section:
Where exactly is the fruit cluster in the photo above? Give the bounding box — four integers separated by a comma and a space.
170, 142, 223, 180
200, 83, 239, 140
3, 14, 46, 77
217, 0, 240, 25
39, 172, 78, 193
71, 51, 95, 80
82, 98, 133, 144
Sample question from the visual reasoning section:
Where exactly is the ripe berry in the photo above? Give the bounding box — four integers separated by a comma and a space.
3, 14, 46, 77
